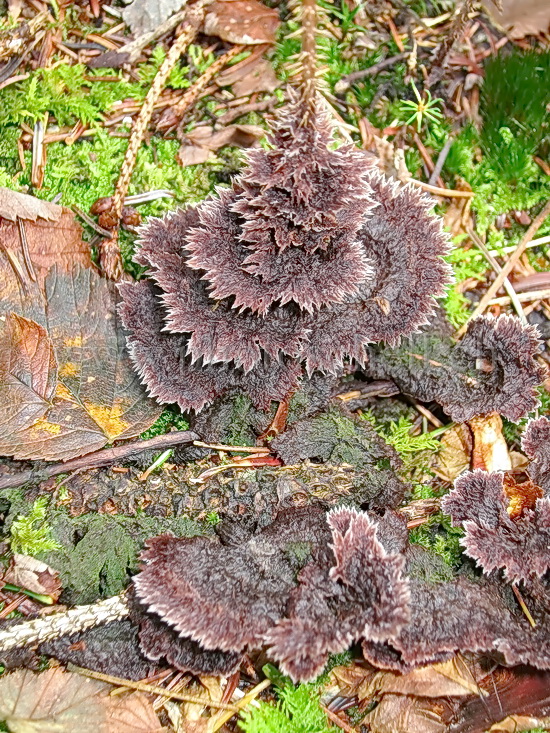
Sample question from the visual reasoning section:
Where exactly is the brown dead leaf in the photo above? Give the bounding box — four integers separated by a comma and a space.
3, 553, 61, 601
0, 313, 57, 443
469, 413, 511, 472
333, 656, 484, 702
0, 187, 62, 222
178, 124, 265, 167
202, 0, 280, 44
0, 667, 165, 733
0, 192, 91, 294
215, 44, 278, 96
489, 714, 550, 732
0, 266, 161, 461
364, 693, 446, 733
483, 0, 550, 38
436, 423, 473, 482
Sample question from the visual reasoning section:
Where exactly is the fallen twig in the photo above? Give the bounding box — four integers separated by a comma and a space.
101, 0, 210, 279
487, 288, 550, 307
409, 178, 475, 198
69, 665, 240, 711
428, 134, 454, 186
457, 199, 550, 336
0, 594, 130, 652
468, 228, 527, 324
156, 44, 244, 132
334, 52, 408, 94
0, 430, 199, 490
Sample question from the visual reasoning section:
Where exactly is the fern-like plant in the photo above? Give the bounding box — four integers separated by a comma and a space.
239, 683, 332, 733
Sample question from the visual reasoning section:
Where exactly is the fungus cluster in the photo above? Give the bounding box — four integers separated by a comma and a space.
131, 506, 410, 682
119, 96, 452, 412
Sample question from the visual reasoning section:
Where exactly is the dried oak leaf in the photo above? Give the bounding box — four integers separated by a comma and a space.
522, 416, 550, 493
265, 508, 410, 682
0, 313, 57, 443
0, 266, 161, 461
367, 314, 545, 422
0, 667, 165, 733
120, 96, 451, 411
202, 0, 280, 44
441, 470, 550, 582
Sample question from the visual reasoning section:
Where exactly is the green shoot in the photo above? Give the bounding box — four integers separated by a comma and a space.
399, 82, 444, 131
9, 498, 61, 556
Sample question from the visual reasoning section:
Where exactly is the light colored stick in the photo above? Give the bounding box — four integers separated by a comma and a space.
457, 199, 550, 336
0, 594, 129, 652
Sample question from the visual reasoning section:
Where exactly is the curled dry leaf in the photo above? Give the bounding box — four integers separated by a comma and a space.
3, 554, 61, 601
0, 313, 57, 443
0, 187, 62, 223
363, 692, 447, 733
215, 44, 278, 96
202, 0, 280, 44
0, 667, 165, 733
121, 0, 186, 35
177, 124, 265, 167
482, 0, 550, 38
469, 413, 511, 472
333, 655, 484, 701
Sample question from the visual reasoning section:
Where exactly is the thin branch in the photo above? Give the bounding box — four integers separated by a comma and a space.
428, 134, 454, 186
335, 53, 408, 94
0, 430, 199, 491
69, 665, 240, 711
409, 178, 475, 198
101, 0, 210, 279
457, 199, 550, 337
468, 228, 527, 325
0, 594, 130, 652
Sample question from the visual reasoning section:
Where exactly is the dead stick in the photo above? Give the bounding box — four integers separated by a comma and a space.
0, 594, 130, 652
0, 430, 199, 491
157, 44, 244, 131
457, 199, 550, 337
335, 52, 408, 93
68, 665, 239, 711
101, 0, 210, 279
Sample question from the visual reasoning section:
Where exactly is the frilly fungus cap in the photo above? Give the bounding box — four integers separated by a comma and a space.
119, 97, 452, 411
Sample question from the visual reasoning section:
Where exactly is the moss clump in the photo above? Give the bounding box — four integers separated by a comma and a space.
9, 498, 61, 556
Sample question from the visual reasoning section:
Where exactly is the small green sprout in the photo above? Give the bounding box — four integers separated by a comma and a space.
9, 498, 61, 556
399, 82, 444, 131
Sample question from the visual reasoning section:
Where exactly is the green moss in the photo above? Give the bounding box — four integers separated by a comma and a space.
239, 681, 332, 733
9, 498, 61, 556
140, 408, 190, 439
441, 236, 488, 327
444, 52, 550, 232
409, 512, 464, 570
